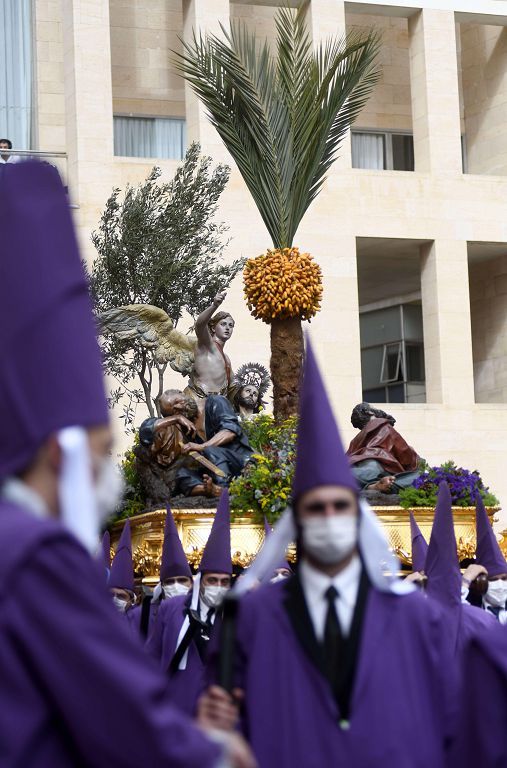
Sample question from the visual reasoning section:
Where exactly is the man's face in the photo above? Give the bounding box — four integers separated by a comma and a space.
0, 141, 10, 157
297, 485, 358, 567
297, 485, 358, 522
159, 392, 188, 417
489, 574, 507, 582
201, 572, 232, 588
213, 316, 235, 342
239, 385, 259, 409
110, 587, 135, 607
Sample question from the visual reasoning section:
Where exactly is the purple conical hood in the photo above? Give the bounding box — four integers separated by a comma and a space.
425, 482, 461, 610
101, 530, 111, 570
409, 512, 428, 572
0, 162, 108, 480
264, 516, 291, 572
292, 338, 358, 502
199, 490, 232, 574
160, 508, 192, 580
109, 520, 134, 592
475, 494, 507, 577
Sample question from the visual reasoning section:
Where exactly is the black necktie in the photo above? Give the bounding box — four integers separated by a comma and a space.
488, 606, 501, 619
324, 586, 342, 688
206, 607, 215, 626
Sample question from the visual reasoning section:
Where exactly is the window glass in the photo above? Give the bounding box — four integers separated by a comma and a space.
392, 133, 414, 171
361, 346, 384, 390
381, 342, 403, 383
406, 343, 425, 381
359, 306, 402, 347
351, 132, 385, 170
386, 384, 405, 403
402, 303, 424, 341
113, 116, 186, 160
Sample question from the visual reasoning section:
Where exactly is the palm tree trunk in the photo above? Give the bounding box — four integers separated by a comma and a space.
270, 317, 304, 422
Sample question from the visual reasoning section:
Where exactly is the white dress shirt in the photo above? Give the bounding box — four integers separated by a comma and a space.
300, 554, 362, 640
1, 476, 49, 519
0, 154, 21, 164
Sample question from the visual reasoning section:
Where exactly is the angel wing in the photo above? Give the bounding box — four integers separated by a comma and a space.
99, 304, 197, 374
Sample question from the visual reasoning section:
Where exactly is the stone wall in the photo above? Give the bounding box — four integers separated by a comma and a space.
470, 254, 507, 402
109, 0, 185, 118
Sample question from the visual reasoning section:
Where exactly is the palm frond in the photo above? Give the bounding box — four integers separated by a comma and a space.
173, 7, 381, 248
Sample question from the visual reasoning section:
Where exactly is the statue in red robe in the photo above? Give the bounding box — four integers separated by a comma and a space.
347, 403, 420, 493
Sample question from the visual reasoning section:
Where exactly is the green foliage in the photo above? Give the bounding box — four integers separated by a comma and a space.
175, 7, 380, 248
113, 435, 145, 521
398, 460, 499, 509
230, 414, 297, 524
89, 143, 243, 431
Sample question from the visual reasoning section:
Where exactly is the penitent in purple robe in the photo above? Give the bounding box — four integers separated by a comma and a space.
449, 623, 507, 767
146, 593, 214, 716
213, 577, 457, 768
0, 500, 221, 768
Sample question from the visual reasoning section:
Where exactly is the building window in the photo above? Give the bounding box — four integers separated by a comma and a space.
352, 130, 414, 171
0, 0, 33, 150
113, 116, 186, 160
360, 303, 426, 403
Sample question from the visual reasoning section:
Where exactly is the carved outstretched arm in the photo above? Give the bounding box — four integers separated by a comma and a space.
153, 415, 196, 437
182, 429, 235, 453
194, 291, 226, 348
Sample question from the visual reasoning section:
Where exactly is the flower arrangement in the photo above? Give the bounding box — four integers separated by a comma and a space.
230, 414, 297, 524
398, 460, 499, 509
243, 247, 323, 323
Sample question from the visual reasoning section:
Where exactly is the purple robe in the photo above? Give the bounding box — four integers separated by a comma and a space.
0, 500, 221, 767
457, 602, 496, 651
211, 576, 457, 768
147, 594, 219, 716
449, 623, 507, 767
123, 604, 142, 640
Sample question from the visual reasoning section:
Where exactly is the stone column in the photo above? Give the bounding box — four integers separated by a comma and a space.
182, 0, 230, 160
408, 9, 463, 174
62, 0, 114, 211
420, 240, 475, 405
305, 0, 352, 173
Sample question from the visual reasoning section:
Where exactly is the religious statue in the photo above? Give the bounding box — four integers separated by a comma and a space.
99, 292, 235, 439
346, 403, 421, 493
138, 388, 253, 498
231, 362, 270, 420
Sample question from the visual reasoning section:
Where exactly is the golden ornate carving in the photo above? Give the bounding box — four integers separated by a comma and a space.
111, 505, 500, 581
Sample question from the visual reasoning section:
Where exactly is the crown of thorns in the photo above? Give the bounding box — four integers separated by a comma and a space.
234, 362, 271, 399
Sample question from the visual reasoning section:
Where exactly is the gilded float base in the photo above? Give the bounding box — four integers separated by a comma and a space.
110, 506, 502, 583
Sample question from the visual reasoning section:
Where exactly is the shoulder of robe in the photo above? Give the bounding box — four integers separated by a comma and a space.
468, 622, 507, 671
0, 499, 85, 601
157, 593, 188, 623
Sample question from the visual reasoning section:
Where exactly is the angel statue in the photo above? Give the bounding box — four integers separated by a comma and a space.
99, 292, 234, 436
232, 362, 270, 420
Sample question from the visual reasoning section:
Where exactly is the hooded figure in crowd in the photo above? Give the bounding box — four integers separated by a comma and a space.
209, 339, 458, 768
0, 161, 252, 768
109, 520, 142, 638
475, 494, 507, 623
147, 490, 233, 716
139, 508, 193, 640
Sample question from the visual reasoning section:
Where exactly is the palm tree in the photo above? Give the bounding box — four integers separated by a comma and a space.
175, 5, 380, 421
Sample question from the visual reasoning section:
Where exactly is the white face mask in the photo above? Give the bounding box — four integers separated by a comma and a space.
94, 457, 125, 521
485, 580, 507, 608
164, 583, 191, 599
112, 596, 129, 612
301, 515, 358, 565
201, 585, 229, 608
